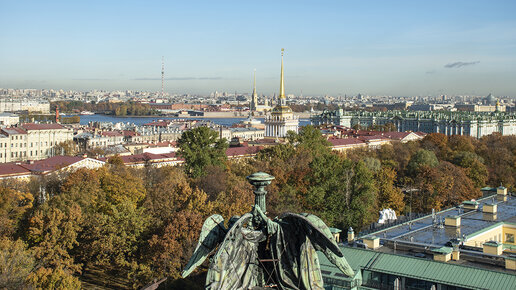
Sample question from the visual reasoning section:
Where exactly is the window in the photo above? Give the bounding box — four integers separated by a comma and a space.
506, 233, 515, 244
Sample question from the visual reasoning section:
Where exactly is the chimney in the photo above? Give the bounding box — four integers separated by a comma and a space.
451, 239, 460, 261
483, 241, 503, 255
347, 227, 355, 244
483, 202, 497, 214
363, 236, 380, 250
445, 215, 461, 227
497, 185, 508, 202
432, 247, 452, 262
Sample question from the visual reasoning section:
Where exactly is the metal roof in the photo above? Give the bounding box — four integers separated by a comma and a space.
318, 247, 516, 290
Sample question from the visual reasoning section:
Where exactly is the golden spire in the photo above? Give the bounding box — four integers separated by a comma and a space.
279, 48, 285, 99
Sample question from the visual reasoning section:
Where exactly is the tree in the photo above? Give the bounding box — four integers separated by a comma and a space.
0, 238, 35, 289
177, 127, 228, 178
421, 133, 450, 160
147, 210, 204, 280
55, 140, 79, 156
407, 149, 439, 176
28, 266, 81, 290
287, 125, 331, 155
452, 151, 488, 188
412, 162, 479, 212
376, 167, 405, 214
28, 204, 83, 276
0, 187, 33, 238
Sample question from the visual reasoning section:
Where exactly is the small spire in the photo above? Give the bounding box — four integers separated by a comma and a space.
279, 48, 285, 99
252, 69, 257, 96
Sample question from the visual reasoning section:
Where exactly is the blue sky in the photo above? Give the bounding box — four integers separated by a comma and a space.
1, 0, 515, 96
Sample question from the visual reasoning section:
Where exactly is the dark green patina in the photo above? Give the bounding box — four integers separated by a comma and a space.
182, 172, 354, 290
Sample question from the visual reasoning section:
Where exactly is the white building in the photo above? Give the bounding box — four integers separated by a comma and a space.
264, 50, 299, 138
0, 113, 19, 126
0, 123, 74, 163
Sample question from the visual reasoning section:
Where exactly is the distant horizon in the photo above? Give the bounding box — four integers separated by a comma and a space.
2, 86, 515, 99
1, 1, 516, 96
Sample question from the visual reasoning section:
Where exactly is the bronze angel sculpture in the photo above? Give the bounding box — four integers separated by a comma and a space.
182, 172, 354, 289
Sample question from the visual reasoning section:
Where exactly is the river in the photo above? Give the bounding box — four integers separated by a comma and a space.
79, 114, 311, 127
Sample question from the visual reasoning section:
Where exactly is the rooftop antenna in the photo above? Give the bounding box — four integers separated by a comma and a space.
161, 56, 165, 98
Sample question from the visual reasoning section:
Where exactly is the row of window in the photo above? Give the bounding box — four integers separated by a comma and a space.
0, 150, 48, 159
0, 141, 59, 148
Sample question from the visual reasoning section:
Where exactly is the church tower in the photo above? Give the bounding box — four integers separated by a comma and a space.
265, 49, 299, 138
250, 70, 258, 113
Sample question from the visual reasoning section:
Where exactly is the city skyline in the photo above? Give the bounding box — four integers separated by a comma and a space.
1, 1, 516, 96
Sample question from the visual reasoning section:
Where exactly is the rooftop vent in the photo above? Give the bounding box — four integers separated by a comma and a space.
483, 241, 503, 255
445, 216, 461, 227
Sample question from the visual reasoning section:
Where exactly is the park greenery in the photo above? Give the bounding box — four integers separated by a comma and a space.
0, 126, 515, 289
51, 101, 160, 116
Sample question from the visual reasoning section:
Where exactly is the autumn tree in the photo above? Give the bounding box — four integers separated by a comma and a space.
0, 187, 33, 238
28, 203, 83, 287
55, 140, 80, 156
452, 151, 488, 188
421, 133, 450, 160
0, 238, 35, 289
375, 167, 405, 214
177, 127, 228, 178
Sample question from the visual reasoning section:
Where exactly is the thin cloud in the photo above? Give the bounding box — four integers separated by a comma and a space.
134, 77, 225, 81
444, 61, 480, 68
72, 78, 113, 81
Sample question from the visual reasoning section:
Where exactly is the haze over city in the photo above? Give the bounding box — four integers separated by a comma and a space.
1, 0, 516, 96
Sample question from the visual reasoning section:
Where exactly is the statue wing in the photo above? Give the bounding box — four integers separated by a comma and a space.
280, 212, 354, 277
182, 214, 226, 278
207, 213, 265, 289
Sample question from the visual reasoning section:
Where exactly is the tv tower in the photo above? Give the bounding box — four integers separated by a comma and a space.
161, 56, 164, 98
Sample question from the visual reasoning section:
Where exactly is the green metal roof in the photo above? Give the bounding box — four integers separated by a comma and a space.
431, 247, 453, 254
484, 241, 502, 247
319, 247, 516, 290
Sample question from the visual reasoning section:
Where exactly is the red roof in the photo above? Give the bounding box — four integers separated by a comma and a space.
144, 120, 171, 127
226, 146, 263, 157
147, 141, 177, 147
113, 152, 180, 164
0, 163, 31, 176
21, 156, 84, 173
1, 127, 27, 135
381, 131, 412, 140
101, 131, 124, 137
358, 135, 390, 141
328, 138, 365, 146
123, 130, 139, 137
21, 123, 66, 130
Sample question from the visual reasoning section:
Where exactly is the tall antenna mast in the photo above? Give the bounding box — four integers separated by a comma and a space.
161, 56, 164, 98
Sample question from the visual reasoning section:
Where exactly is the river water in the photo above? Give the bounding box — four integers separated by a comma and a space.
79, 114, 311, 127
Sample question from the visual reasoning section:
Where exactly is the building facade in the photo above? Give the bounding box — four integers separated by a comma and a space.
0, 123, 73, 163
0, 100, 50, 113
311, 110, 516, 138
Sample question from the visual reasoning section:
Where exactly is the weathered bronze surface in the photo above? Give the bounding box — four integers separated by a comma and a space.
182, 172, 354, 289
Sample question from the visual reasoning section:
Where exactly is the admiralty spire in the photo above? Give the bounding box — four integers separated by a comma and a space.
265, 49, 299, 138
